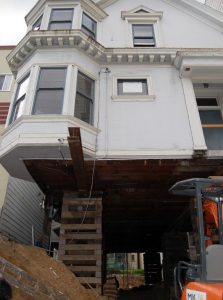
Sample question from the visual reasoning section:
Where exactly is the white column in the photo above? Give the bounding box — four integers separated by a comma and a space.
181, 77, 207, 151
24, 65, 40, 115
62, 65, 77, 115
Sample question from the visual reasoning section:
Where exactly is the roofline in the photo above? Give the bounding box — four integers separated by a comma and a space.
0, 46, 16, 50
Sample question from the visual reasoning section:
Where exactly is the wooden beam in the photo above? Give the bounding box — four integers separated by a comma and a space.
68, 127, 87, 190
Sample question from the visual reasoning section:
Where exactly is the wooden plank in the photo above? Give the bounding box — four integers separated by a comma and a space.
64, 244, 101, 250
202, 124, 223, 128
62, 255, 101, 261
60, 233, 102, 240
69, 266, 101, 272
61, 211, 101, 218
63, 198, 102, 205
78, 277, 101, 284
61, 224, 101, 230
68, 127, 86, 190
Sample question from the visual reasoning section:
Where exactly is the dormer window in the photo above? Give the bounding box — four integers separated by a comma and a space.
32, 15, 43, 31
122, 6, 163, 47
132, 24, 155, 47
48, 9, 74, 30
82, 13, 97, 39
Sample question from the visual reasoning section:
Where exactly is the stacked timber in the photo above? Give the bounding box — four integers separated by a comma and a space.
59, 192, 102, 292
103, 277, 118, 300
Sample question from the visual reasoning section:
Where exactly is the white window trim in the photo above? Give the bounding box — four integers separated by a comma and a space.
122, 7, 163, 48
126, 18, 162, 48
0, 74, 13, 91
112, 75, 156, 102
43, 4, 78, 31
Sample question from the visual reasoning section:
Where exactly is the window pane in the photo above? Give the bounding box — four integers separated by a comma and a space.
199, 110, 223, 124
13, 96, 25, 120
49, 22, 72, 30
33, 89, 64, 114
82, 13, 96, 34
17, 75, 30, 100
51, 9, 73, 21
77, 72, 94, 99
203, 128, 223, 150
3, 75, 12, 90
133, 25, 153, 37
74, 93, 92, 124
38, 68, 66, 89
134, 37, 155, 45
196, 98, 218, 106
118, 79, 148, 95
0, 76, 4, 90
33, 15, 42, 30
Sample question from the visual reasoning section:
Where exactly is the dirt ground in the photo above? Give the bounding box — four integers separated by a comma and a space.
0, 236, 103, 300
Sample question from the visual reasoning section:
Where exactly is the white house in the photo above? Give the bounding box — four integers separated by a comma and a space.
0, 0, 223, 295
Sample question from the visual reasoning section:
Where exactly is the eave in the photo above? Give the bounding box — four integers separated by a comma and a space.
7, 30, 179, 74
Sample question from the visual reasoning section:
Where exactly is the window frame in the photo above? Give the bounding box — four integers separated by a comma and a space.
10, 73, 30, 124
74, 71, 95, 125
32, 15, 43, 31
81, 12, 97, 39
0, 74, 13, 91
32, 67, 67, 115
48, 8, 74, 30
132, 24, 156, 47
112, 75, 155, 101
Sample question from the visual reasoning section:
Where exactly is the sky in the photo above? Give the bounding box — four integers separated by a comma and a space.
0, 0, 205, 45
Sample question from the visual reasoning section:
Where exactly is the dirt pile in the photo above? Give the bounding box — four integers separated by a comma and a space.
0, 235, 103, 300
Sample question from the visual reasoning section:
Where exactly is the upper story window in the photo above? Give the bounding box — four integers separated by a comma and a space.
75, 72, 94, 124
132, 24, 155, 47
48, 9, 74, 30
33, 68, 67, 115
121, 6, 163, 47
82, 13, 97, 39
32, 15, 43, 31
0, 74, 13, 91
10, 74, 30, 123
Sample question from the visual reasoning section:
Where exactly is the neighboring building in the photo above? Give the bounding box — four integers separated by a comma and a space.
0, 47, 46, 245
205, 0, 223, 12
0, 46, 14, 213
0, 0, 223, 294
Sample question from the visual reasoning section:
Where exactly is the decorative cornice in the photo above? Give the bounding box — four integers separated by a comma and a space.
6, 30, 179, 73
7, 30, 223, 74
121, 6, 163, 20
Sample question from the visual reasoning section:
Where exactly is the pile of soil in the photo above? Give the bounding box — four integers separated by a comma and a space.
0, 236, 103, 300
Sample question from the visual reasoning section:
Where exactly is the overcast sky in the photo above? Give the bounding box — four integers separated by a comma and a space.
0, 0, 205, 45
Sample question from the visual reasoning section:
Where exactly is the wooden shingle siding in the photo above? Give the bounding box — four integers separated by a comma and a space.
0, 177, 45, 245
0, 102, 10, 124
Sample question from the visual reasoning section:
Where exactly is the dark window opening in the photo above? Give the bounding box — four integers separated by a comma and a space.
82, 13, 97, 39
48, 9, 74, 30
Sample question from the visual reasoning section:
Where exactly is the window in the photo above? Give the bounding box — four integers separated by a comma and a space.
10, 74, 30, 123
196, 98, 223, 150
33, 68, 67, 115
48, 9, 74, 30
75, 72, 94, 124
32, 15, 43, 31
132, 24, 155, 47
118, 79, 148, 95
0, 74, 13, 91
113, 76, 155, 101
81, 13, 97, 39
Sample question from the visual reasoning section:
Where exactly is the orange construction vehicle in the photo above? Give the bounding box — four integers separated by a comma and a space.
169, 178, 223, 300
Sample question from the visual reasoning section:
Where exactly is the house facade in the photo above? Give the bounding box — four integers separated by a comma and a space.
1, 0, 223, 294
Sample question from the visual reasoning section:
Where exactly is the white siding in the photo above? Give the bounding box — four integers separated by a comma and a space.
0, 177, 45, 245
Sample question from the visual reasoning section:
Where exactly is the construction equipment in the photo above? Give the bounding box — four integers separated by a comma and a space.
169, 178, 223, 300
